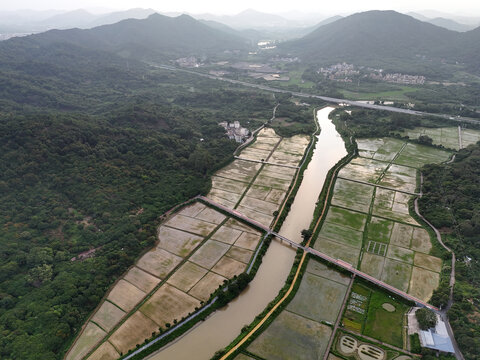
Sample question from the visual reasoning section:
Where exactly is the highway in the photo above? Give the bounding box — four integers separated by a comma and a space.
152, 64, 480, 125
198, 196, 439, 312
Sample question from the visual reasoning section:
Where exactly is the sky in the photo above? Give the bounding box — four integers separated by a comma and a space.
0, 0, 478, 17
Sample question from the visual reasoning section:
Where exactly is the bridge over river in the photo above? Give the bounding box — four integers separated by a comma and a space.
198, 196, 439, 312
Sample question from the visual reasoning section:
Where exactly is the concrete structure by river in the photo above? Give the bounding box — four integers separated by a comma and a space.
147, 107, 347, 360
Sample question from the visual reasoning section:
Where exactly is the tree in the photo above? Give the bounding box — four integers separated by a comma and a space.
416, 308, 437, 330
301, 229, 313, 242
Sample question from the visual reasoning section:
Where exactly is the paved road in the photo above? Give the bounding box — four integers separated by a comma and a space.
199, 196, 439, 312
152, 64, 480, 125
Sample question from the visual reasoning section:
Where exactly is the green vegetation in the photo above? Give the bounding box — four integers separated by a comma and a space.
415, 308, 437, 330
419, 143, 480, 358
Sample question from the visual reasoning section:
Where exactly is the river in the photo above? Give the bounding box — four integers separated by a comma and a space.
146, 106, 347, 360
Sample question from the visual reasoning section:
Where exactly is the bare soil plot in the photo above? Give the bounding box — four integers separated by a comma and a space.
394, 143, 451, 169
287, 272, 348, 323
357, 138, 386, 153
107, 279, 146, 312
257, 127, 281, 138
367, 217, 393, 243
379, 164, 417, 193
213, 160, 261, 183
211, 176, 248, 195
359, 150, 376, 158
269, 150, 303, 167
249, 138, 279, 151
324, 206, 367, 232
189, 240, 230, 269
245, 184, 272, 201
247, 310, 332, 360
211, 225, 243, 244
123, 266, 161, 293
225, 246, 254, 264
87, 341, 119, 360
461, 128, 480, 147
380, 259, 412, 292
259, 168, 295, 181
158, 226, 203, 258
408, 267, 440, 302
240, 147, 272, 161
313, 237, 360, 266
410, 228, 432, 253
263, 164, 297, 177
235, 205, 274, 227
164, 214, 218, 237
414, 252, 442, 272
109, 311, 159, 355
390, 222, 413, 248
207, 188, 241, 207
194, 207, 227, 225
306, 260, 351, 286
140, 283, 200, 327
360, 253, 385, 279
66, 322, 107, 360
224, 218, 260, 234
275, 135, 310, 156
331, 178, 374, 213
177, 202, 206, 218
338, 157, 388, 183
91, 301, 126, 332
189, 272, 227, 301
253, 172, 292, 191
265, 188, 288, 204
234, 232, 261, 250
167, 261, 208, 292
212, 256, 246, 278
239, 196, 279, 216
137, 248, 182, 279
386, 245, 414, 264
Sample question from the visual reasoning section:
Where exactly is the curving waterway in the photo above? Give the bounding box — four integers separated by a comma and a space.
146, 106, 347, 360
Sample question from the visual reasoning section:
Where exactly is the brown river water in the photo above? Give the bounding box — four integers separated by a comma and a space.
147, 106, 347, 360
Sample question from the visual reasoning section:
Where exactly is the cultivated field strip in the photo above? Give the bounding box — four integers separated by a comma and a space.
67, 127, 312, 360
67, 203, 263, 360
313, 137, 451, 302
398, 126, 480, 150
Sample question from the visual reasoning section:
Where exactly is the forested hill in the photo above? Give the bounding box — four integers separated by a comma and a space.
0, 13, 250, 65
281, 10, 480, 72
419, 144, 480, 358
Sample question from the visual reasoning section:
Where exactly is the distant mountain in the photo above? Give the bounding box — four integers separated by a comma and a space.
427, 17, 474, 32
37, 9, 98, 29
314, 15, 343, 28
3, 13, 250, 63
281, 11, 459, 67
195, 9, 296, 29
88, 8, 156, 28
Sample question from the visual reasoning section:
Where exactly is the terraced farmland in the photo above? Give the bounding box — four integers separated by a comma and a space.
66, 203, 263, 360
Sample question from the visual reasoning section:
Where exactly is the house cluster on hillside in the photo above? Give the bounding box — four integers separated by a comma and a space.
219, 121, 250, 143
318, 62, 359, 82
370, 72, 425, 84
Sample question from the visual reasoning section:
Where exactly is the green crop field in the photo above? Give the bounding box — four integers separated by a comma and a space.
331, 178, 374, 213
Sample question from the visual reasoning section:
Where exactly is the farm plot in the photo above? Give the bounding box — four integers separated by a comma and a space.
366, 217, 393, 244
87, 341, 119, 360
157, 226, 203, 257
408, 267, 440, 302
66, 322, 106, 360
393, 143, 451, 169
338, 157, 389, 183
314, 237, 361, 267
189, 272, 227, 301
164, 214, 218, 237
240, 147, 272, 161
189, 239, 230, 269
123, 266, 161, 293
360, 253, 385, 279
268, 135, 310, 166
342, 283, 370, 333
213, 160, 261, 183
356, 138, 405, 162
287, 261, 349, 323
461, 128, 480, 147
137, 248, 183, 279
91, 301, 126, 332
380, 258, 412, 292
167, 261, 208, 292
331, 178, 374, 213
212, 256, 246, 278
106, 279, 146, 312
372, 188, 419, 225
399, 127, 460, 150
378, 164, 417, 194
247, 310, 332, 360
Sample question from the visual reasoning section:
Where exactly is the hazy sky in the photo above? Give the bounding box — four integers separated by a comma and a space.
1, 0, 478, 16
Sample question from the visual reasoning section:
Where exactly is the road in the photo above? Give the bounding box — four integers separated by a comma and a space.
199, 196, 439, 312
414, 173, 464, 360
152, 64, 480, 125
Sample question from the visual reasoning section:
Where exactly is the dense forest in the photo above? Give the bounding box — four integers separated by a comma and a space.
0, 39, 281, 359
419, 144, 480, 359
